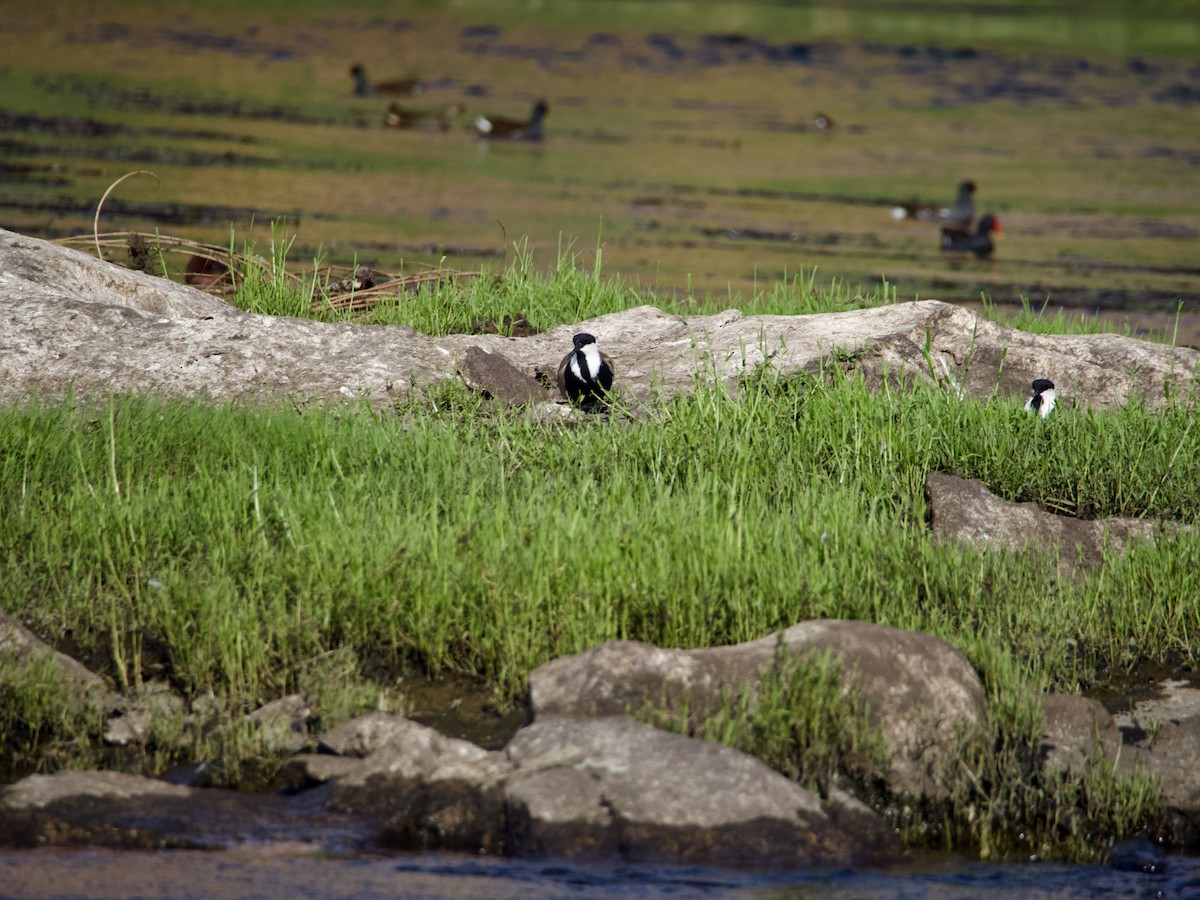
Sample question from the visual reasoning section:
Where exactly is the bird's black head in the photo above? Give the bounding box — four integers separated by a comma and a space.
1032, 378, 1055, 394
572, 333, 596, 350
533, 100, 550, 118
961, 180, 977, 194
977, 214, 1000, 234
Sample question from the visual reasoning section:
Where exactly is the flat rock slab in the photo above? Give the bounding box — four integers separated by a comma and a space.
527, 620, 986, 797
2, 227, 1197, 410
0, 771, 373, 852
503, 716, 904, 868
0, 612, 119, 711
927, 471, 1180, 573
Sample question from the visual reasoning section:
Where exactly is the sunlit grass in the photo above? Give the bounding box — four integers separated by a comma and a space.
3, 254, 1198, 855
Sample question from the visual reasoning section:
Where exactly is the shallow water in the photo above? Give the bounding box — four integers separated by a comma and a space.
2, 844, 1197, 900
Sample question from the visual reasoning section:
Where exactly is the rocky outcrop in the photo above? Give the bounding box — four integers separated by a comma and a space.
0, 769, 372, 851
312, 713, 906, 867
2, 227, 1197, 410
0, 612, 120, 711
927, 472, 1183, 574
323, 715, 515, 853
1039, 693, 1125, 776
501, 716, 903, 867
2, 713, 906, 867
527, 620, 987, 797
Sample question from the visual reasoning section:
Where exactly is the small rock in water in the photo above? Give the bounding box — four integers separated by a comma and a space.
1108, 837, 1168, 874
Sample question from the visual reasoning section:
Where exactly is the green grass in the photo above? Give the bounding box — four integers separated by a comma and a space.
2, 256, 1198, 857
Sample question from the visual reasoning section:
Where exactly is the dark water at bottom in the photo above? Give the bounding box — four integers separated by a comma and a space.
2, 845, 1196, 900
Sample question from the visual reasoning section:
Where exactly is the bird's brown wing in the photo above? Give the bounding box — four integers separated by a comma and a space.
556, 350, 573, 398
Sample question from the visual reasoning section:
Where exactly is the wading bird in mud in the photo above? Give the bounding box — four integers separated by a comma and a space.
557, 332, 615, 411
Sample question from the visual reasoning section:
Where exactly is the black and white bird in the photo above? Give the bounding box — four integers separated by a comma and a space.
557, 333, 615, 410
1024, 379, 1057, 418
474, 100, 548, 141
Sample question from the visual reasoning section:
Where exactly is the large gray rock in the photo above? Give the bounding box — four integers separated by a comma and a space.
0, 770, 191, 810
502, 715, 904, 867
527, 620, 987, 797
0, 612, 118, 711
325, 716, 515, 853
2, 227, 1197, 409
317, 714, 904, 867
0, 769, 370, 851
317, 711, 422, 758
1039, 693, 1125, 776
927, 472, 1183, 574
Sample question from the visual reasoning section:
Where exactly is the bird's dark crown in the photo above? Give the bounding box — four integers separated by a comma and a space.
572, 333, 597, 349
1032, 378, 1055, 393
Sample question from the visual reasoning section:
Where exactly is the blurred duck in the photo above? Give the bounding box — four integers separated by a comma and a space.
811, 112, 866, 134
1024, 379, 1057, 418
941, 213, 1001, 258
351, 64, 423, 97
474, 100, 548, 141
893, 179, 976, 232
385, 101, 465, 131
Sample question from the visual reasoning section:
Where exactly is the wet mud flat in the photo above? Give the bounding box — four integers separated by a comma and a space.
1, 1, 1197, 340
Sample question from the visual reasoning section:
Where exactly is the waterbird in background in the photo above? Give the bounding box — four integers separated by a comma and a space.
893, 179, 976, 232
557, 333, 615, 411
1024, 379, 1057, 418
474, 100, 549, 141
350, 64, 423, 97
385, 101, 465, 131
941, 213, 1002, 258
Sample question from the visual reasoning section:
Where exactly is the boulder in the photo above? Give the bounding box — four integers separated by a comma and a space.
0, 769, 371, 851
502, 715, 905, 867
245, 693, 313, 754
317, 711, 422, 758
325, 716, 515, 853
2, 227, 1197, 410
317, 713, 905, 867
527, 620, 987, 797
927, 472, 1181, 574
0, 612, 119, 711
1039, 693, 1124, 776
458, 345, 550, 405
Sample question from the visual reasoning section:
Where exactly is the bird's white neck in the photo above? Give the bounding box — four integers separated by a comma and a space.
573, 344, 603, 380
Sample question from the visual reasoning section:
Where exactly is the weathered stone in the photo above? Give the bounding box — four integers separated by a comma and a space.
503, 716, 906, 867
459, 345, 549, 405
1112, 678, 1200, 735
0, 769, 371, 851
317, 711, 419, 758
0, 770, 192, 811
103, 681, 186, 746
528, 620, 986, 797
1039, 693, 1123, 776
326, 717, 514, 853
0, 612, 118, 710
3, 227, 1197, 410
927, 472, 1181, 574
245, 693, 312, 753
281, 753, 366, 790
1137, 716, 1200, 803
